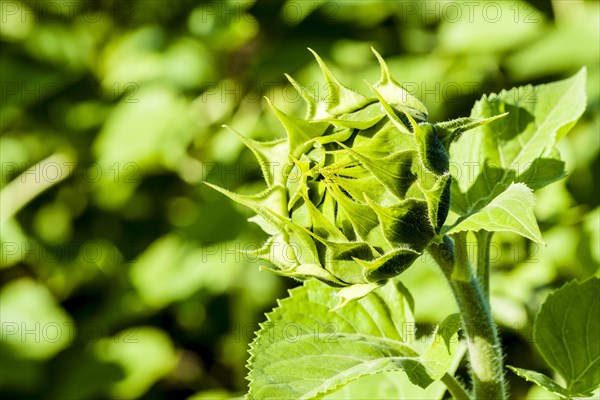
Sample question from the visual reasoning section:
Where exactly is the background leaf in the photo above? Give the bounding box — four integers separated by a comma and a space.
450, 69, 587, 214
247, 280, 463, 399
534, 277, 600, 394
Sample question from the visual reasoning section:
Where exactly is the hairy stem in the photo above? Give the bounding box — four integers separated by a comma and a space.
476, 231, 493, 296
428, 233, 507, 400
441, 372, 471, 400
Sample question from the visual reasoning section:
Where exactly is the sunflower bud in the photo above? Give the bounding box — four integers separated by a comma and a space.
207, 48, 502, 305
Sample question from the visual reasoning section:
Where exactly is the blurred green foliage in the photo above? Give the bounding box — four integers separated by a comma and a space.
0, 0, 598, 399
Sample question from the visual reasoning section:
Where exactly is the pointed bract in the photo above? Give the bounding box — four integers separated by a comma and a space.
223, 125, 289, 186
337, 141, 418, 200
247, 235, 298, 270
333, 282, 384, 309
371, 47, 428, 118
434, 113, 509, 151
355, 247, 420, 282
266, 98, 328, 158
308, 48, 372, 116
260, 263, 346, 287
204, 182, 287, 231
414, 123, 450, 175
285, 73, 318, 119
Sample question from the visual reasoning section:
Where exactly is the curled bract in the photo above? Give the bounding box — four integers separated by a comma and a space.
207, 48, 503, 306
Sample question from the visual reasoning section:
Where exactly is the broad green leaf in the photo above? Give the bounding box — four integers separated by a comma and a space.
534, 277, 600, 394
450, 69, 587, 214
247, 280, 463, 399
323, 370, 447, 400
420, 314, 463, 379
324, 342, 466, 400
447, 183, 543, 243
323, 328, 466, 400
516, 155, 566, 190
508, 366, 589, 399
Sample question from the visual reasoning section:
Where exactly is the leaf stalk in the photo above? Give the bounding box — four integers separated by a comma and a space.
476, 230, 493, 296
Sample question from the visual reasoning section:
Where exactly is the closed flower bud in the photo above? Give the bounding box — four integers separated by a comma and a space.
207, 48, 503, 306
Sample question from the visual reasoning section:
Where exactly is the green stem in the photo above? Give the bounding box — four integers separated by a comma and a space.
428, 233, 507, 400
476, 231, 493, 297
441, 372, 471, 400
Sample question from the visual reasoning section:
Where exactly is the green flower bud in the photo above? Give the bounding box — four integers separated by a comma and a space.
207, 48, 503, 306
